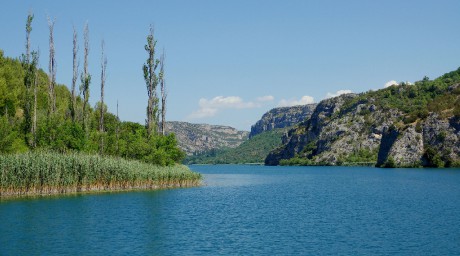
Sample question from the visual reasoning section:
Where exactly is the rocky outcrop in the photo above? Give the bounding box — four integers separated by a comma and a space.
265, 92, 460, 167
265, 93, 363, 165
249, 104, 317, 138
165, 121, 249, 155
376, 126, 424, 167
375, 114, 460, 167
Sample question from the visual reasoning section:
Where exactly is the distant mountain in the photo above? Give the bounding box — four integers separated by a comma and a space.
184, 104, 318, 164
165, 121, 249, 155
266, 68, 460, 167
183, 103, 321, 164
249, 104, 316, 138
184, 128, 285, 164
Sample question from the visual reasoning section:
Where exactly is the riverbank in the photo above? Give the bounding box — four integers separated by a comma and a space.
0, 152, 202, 198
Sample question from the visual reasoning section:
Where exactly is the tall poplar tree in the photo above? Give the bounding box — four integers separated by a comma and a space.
159, 50, 167, 136
71, 27, 78, 122
99, 40, 107, 154
47, 16, 57, 115
21, 12, 38, 146
32, 49, 39, 148
143, 26, 160, 137
80, 23, 91, 133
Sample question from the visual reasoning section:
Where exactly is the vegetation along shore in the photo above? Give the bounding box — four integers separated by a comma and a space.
0, 13, 202, 197
0, 152, 201, 198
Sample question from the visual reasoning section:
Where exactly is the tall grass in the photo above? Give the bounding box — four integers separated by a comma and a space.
0, 151, 201, 197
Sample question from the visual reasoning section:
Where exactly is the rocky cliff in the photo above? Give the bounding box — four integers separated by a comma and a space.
266, 68, 460, 167
249, 104, 317, 138
165, 121, 249, 155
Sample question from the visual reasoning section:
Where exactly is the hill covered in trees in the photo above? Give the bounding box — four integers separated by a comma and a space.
0, 49, 183, 165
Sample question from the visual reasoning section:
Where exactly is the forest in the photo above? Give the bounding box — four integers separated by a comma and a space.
0, 13, 185, 166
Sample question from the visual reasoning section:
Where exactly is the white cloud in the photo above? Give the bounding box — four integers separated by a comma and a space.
278, 95, 315, 107
325, 89, 353, 99
384, 80, 398, 88
188, 107, 218, 119
198, 96, 257, 109
188, 95, 268, 119
256, 95, 275, 102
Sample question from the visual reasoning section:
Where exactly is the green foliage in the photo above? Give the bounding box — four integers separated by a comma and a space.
382, 157, 396, 168
0, 115, 17, 153
279, 157, 313, 166
415, 122, 423, 133
454, 99, 460, 118
299, 140, 317, 158
184, 129, 284, 164
340, 148, 378, 165
0, 50, 184, 166
339, 68, 460, 119
423, 146, 445, 168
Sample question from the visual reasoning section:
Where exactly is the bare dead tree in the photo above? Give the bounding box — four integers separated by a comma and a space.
80, 23, 91, 132
47, 16, 57, 115
71, 26, 79, 123
143, 25, 160, 137
99, 39, 107, 154
159, 50, 167, 136
116, 100, 119, 155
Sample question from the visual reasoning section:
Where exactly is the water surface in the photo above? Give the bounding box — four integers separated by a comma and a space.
1, 165, 459, 255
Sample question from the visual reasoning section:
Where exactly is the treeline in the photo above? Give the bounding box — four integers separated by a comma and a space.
0, 13, 184, 166
339, 69, 460, 123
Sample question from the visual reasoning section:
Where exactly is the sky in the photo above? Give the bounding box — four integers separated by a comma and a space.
1, 1, 460, 131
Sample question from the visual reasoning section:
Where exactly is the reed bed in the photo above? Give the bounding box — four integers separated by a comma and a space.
0, 152, 202, 197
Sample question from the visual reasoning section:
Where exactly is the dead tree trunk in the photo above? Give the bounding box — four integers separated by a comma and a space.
80, 23, 91, 133
71, 27, 78, 123
116, 100, 119, 155
99, 40, 107, 154
47, 16, 57, 115
32, 50, 39, 148
160, 50, 167, 136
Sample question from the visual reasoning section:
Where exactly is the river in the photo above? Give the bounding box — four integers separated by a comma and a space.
1, 165, 459, 255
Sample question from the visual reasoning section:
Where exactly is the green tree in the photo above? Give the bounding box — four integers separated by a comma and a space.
80, 23, 91, 134
143, 26, 160, 137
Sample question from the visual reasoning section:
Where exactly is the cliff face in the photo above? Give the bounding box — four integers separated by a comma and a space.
165, 121, 249, 155
265, 73, 460, 167
376, 114, 460, 167
249, 104, 317, 138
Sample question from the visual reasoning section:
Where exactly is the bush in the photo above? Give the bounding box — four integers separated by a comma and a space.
383, 157, 396, 168
423, 146, 445, 167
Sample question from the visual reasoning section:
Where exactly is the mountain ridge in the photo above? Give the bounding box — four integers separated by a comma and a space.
165, 121, 249, 156
266, 68, 460, 167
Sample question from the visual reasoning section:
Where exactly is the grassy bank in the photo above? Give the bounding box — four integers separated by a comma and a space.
0, 152, 202, 197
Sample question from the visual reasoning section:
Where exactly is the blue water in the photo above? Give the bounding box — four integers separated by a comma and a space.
1, 165, 460, 255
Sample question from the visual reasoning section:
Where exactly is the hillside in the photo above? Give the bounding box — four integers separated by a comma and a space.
184, 103, 319, 164
266, 68, 460, 167
249, 104, 316, 138
165, 121, 248, 155
0, 50, 184, 165
184, 128, 285, 164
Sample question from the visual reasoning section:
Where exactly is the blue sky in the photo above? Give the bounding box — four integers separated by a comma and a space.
2, 1, 460, 130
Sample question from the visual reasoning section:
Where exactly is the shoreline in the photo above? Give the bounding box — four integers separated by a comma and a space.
0, 152, 202, 200
0, 180, 201, 199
